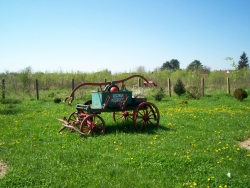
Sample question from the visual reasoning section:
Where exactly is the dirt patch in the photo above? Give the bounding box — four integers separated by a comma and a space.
0, 160, 8, 178
239, 138, 250, 150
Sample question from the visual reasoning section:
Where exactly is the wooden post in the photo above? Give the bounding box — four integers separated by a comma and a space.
168, 78, 171, 97
227, 77, 230, 94
72, 79, 75, 99
201, 77, 204, 96
36, 79, 39, 100
138, 78, 141, 87
2, 79, 5, 99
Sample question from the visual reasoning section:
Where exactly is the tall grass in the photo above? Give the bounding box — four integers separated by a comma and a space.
0, 93, 250, 187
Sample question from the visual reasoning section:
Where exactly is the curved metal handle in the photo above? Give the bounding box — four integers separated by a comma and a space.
64, 96, 73, 105
66, 74, 157, 104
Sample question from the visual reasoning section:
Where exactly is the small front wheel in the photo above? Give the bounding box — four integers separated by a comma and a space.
67, 112, 78, 123
80, 114, 106, 135
66, 111, 81, 131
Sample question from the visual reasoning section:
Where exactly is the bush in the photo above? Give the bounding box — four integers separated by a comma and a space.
233, 88, 248, 101
48, 92, 55, 97
186, 86, 202, 99
0, 99, 20, 104
174, 79, 186, 97
153, 87, 165, 101
54, 98, 61, 103
179, 100, 188, 104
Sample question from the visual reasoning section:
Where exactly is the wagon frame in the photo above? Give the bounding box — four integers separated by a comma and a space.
57, 75, 160, 136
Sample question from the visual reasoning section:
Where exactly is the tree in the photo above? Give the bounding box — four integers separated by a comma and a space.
169, 59, 180, 71
174, 78, 186, 97
202, 65, 211, 74
161, 59, 180, 71
186, 60, 203, 72
19, 66, 32, 90
153, 87, 165, 101
160, 61, 171, 70
135, 66, 146, 73
238, 52, 249, 69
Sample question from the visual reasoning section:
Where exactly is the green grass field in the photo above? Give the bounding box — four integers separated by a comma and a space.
0, 94, 250, 187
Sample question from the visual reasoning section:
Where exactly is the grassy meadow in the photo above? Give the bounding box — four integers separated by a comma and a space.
0, 91, 250, 187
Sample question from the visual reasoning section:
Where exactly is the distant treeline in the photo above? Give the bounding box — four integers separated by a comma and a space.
1, 68, 250, 99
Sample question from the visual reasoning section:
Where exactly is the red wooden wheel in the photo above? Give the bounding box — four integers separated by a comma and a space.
66, 112, 81, 131
113, 110, 134, 122
67, 112, 78, 123
133, 102, 160, 131
80, 114, 105, 135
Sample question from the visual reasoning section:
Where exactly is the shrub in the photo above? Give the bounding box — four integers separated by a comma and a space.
48, 92, 55, 97
0, 99, 20, 104
233, 88, 248, 101
153, 87, 165, 101
186, 86, 202, 99
179, 100, 188, 104
174, 79, 186, 97
54, 98, 61, 103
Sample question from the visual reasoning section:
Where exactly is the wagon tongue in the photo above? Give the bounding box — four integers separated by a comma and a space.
56, 118, 86, 136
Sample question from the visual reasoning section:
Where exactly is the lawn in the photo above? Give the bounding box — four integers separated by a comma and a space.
0, 94, 250, 187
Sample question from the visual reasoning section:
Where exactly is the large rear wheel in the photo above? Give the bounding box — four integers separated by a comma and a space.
133, 102, 160, 131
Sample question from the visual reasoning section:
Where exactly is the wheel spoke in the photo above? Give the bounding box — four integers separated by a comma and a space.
81, 114, 105, 135
113, 111, 133, 123
133, 102, 160, 131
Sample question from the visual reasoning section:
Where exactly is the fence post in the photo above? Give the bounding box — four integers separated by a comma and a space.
2, 79, 5, 100
227, 77, 230, 94
168, 78, 171, 97
36, 79, 39, 100
138, 78, 141, 87
72, 79, 75, 99
201, 78, 204, 96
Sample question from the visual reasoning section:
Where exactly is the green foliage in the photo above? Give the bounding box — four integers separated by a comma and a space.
238, 52, 249, 69
173, 78, 186, 97
19, 66, 32, 90
53, 97, 61, 103
48, 92, 55, 97
161, 59, 180, 71
225, 57, 238, 82
186, 60, 202, 72
179, 100, 188, 104
152, 87, 165, 101
186, 86, 202, 99
233, 88, 248, 101
0, 98, 20, 104
2, 66, 250, 101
